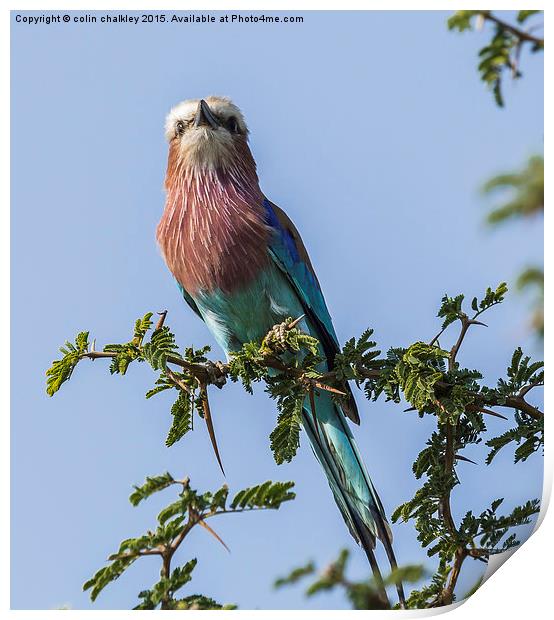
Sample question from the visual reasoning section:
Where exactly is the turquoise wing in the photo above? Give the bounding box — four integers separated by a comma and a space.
263, 199, 339, 353
263, 198, 359, 423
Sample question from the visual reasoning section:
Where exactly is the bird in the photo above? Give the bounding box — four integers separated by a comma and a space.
156, 96, 405, 607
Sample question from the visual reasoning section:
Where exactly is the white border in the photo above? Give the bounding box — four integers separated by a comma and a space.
3, 2, 548, 617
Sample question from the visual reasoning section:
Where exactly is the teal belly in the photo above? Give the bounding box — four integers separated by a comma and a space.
193, 264, 306, 354
193, 262, 385, 543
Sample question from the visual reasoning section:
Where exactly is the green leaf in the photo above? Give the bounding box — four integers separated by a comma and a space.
486, 412, 543, 464
166, 391, 192, 447
171, 595, 237, 610
395, 343, 449, 413
495, 346, 544, 396
269, 391, 304, 464
84, 555, 137, 602
476, 282, 508, 314
517, 10, 540, 24
437, 293, 465, 329
157, 498, 187, 525
334, 328, 381, 384
129, 472, 175, 506
133, 312, 154, 344
168, 559, 197, 596
142, 326, 180, 370
447, 11, 480, 32
46, 331, 89, 396
274, 562, 315, 588
484, 156, 544, 224
210, 484, 229, 511
230, 480, 295, 510
447, 11, 542, 107
145, 375, 174, 399
305, 549, 350, 596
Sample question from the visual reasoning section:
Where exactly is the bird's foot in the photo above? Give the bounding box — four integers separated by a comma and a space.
204, 360, 228, 388
264, 320, 290, 353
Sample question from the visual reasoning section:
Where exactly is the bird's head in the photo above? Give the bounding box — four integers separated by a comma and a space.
165, 96, 251, 174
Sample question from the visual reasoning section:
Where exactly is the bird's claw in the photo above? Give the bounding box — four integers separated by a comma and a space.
205, 360, 228, 388
264, 320, 290, 353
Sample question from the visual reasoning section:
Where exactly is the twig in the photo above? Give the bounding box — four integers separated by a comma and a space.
435, 319, 466, 606
156, 310, 168, 330
429, 325, 447, 347
441, 548, 467, 606
480, 11, 544, 47
160, 550, 172, 610
109, 548, 163, 560
518, 378, 544, 399
450, 315, 472, 366
80, 350, 543, 420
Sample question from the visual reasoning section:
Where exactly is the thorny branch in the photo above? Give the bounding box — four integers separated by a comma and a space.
78, 325, 543, 422
49, 281, 543, 608
84, 475, 295, 609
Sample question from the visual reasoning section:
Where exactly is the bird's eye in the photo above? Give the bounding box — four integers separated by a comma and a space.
226, 116, 239, 134
175, 120, 186, 136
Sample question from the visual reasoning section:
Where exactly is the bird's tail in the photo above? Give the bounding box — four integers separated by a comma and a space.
302, 390, 406, 609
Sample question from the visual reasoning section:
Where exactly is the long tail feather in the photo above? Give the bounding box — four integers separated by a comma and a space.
301, 393, 406, 609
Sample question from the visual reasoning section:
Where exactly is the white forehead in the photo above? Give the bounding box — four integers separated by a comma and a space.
164, 96, 248, 141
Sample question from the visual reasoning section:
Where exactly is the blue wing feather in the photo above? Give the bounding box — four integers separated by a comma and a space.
264, 200, 394, 558
263, 198, 340, 351
263, 198, 360, 425
177, 282, 204, 320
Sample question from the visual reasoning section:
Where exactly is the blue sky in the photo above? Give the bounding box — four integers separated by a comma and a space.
11, 10, 543, 610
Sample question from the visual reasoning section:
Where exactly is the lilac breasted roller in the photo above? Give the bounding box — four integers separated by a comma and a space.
156, 96, 404, 606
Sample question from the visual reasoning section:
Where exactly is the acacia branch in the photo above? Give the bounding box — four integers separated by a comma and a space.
169, 520, 196, 554
518, 378, 544, 399
80, 346, 543, 421
440, 422, 458, 539
437, 325, 463, 570
440, 549, 467, 606
109, 548, 163, 560
160, 550, 172, 610
450, 315, 487, 365
480, 11, 544, 47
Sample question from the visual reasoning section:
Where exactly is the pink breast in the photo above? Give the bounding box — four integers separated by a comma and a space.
157, 145, 270, 295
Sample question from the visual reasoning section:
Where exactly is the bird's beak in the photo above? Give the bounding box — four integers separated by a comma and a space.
194, 99, 219, 130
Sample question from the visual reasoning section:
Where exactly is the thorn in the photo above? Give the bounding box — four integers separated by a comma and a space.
455, 454, 477, 465
198, 519, 230, 553
404, 406, 417, 412
429, 326, 447, 346
156, 310, 168, 330
469, 320, 488, 327
479, 408, 508, 421
90, 338, 96, 352
312, 380, 347, 396
200, 384, 225, 476
466, 404, 508, 421
287, 314, 305, 330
